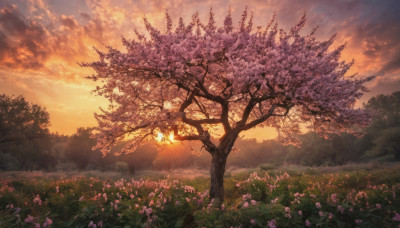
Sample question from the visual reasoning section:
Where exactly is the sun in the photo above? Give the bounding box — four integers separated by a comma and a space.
155, 132, 175, 143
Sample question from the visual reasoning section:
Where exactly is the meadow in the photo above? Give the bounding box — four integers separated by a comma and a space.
1, 164, 400, 228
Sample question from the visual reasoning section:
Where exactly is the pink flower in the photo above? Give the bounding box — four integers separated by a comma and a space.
145, 207, 152, 216
43, 217, 52, 227
337, 205, 345, 213
250, 219, 256, 225
221, 204, 225, 210
267, 219, 277, 228
251, 200, 257, 205
97, 221, 103, 227
315, 202, 321, 208
25, 214, 34, 223
319, 211, 324, 217
355, 219, 363, 224
393, 213, 400, 221
243, 202, 249, 208
284, 207, 290, 213
130, 194, 134, 199
376, 203, 381, 209
298, 210, 302, 216
35, 223, 41, 228
305, 220, 311, 227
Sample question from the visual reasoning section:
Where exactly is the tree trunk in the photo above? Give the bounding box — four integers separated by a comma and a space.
209, 151, 227, 203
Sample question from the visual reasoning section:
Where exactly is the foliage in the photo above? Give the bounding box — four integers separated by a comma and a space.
365, 91, 400, 160
1, 167, 400, 227
65, 128, 101, 170
84, 8, 372, 156
0, 94, 54, 171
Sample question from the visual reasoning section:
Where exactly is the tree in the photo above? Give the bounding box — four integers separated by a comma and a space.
0, 94, 52, 170
66, 127, 101, 170
364, 91, 400, 160
84, 9, 373, 202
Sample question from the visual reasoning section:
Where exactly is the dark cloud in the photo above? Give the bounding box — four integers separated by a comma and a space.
0, 3, 105, 73
80, 12, 91, 20
60, 15, 78, 29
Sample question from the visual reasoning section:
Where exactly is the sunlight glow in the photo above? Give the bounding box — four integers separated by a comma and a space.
169, 133, 174, 142
156, 132, 163, 142
155, 132, 175, 143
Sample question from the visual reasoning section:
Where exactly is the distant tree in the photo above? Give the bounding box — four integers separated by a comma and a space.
123, 143, 158, 173
65, 128, 100, 170
85, 9, 374, 201
0, 94, 52, 170
153, 143, 194, 170
365, 91, 400, 160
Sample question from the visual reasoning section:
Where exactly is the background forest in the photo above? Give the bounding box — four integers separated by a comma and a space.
0, 91, 399, 173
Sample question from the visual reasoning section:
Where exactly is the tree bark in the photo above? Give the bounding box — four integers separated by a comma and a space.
209, 151, 227, 203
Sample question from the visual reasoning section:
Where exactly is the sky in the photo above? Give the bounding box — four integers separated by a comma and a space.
0, 0, 399, 139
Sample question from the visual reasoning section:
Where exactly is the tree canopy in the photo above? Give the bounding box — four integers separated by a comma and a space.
84, 8, 374, 201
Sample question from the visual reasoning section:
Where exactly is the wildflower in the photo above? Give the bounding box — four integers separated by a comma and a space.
25, 215, 34, 223
305, 220, 311, 227
331, 193, 337, 203
338, 205, 345, 213
243, 202, 249, 208
267, 219, 277, 228
285, 207, 290, 213
43, 217, 52, 227
319, 211, 324, 217
145, 207, 152, 216
355, 219, 363, 224
15, 208, 21, 214
88, 221, 97, 228
298, 210, 302, 216
98, 221, 103, 227
329, 213, 333, 219
243, 193, 251, 201
250, 219, 256, 225
271, 197, 278, 204
316, 202, 321, 208
130, 194, 134, 199
175, 201, 180, 205
35, 223, 41, 228
56, 186, 59, 193
221, 204, 225, 211
376, 203, 382, 209
79, 196, 85, 201
393, 213, 400, 221
251, 200, 257, 205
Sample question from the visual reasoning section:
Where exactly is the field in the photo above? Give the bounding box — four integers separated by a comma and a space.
1, 164, 400, 227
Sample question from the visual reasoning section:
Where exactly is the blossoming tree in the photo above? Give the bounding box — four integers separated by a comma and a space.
84, 9, 373, 201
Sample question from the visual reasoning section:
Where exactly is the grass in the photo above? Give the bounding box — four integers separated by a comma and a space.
0, 163, 400, 227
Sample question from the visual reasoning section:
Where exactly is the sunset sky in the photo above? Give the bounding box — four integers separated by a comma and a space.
1, 0, 399, 139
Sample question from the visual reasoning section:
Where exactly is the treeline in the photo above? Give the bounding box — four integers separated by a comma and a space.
0, 91, 399, 172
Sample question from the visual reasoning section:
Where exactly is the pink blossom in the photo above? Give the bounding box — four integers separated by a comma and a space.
319, 211, 324, 217
250, 219, 256, 225
305, 220, 311, 227
298, 210, 302, 216
25, 215, 34, 223
355, 219, 363, 224
376, 203, 381, 209
243, 202, 249, 208
267, 219, 277, 228
284, 207, 290, 213
316, 202, 321, 208
251, 200, 257, 205
393, 213, 400, 221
